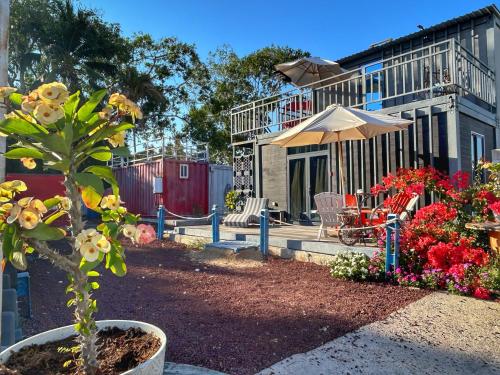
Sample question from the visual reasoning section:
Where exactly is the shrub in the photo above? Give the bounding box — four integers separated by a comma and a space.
329, 251, 370, 281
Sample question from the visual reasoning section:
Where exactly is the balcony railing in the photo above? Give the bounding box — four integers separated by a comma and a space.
230, 39, 496, 143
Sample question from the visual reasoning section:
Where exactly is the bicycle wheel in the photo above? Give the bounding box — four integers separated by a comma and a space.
338, 224, 358, 246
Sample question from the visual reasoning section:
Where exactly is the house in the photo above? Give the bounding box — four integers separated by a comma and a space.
230, 4, 499, 223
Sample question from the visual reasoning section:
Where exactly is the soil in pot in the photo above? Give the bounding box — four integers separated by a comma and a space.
0, 327, 161, 375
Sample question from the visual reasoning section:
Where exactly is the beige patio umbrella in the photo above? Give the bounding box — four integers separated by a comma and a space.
271, 104, 413, 194
275, 57, 347, 88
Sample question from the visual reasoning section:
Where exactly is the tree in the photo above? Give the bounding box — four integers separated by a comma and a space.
185, 45, 310, 162
9, 0, 130, 93
113, 34, 210, 137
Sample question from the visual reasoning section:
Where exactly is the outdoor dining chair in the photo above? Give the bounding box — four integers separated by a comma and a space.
314, 192, 345, 240
224, 197, 269, 228
369, 192, 420, 224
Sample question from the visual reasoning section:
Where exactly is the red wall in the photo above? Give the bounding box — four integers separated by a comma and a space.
5, 174, 66, 200
114, 159, 209, 217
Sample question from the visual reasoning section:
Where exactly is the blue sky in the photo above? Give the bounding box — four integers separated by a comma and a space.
81, 0, 497, 60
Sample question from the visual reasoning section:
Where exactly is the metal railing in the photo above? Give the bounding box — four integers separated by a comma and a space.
230, 38, 496, 142
108, 137, 209, 168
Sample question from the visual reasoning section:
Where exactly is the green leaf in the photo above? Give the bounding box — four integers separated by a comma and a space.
81, 186, 101, 209
87, 271, 100, 277
89, 282, 99, 290
45, 133, 70, 156
44, 210, 67, 225
75, 172, 104, 195
77, 89, 107, 122
0, 118, 47, 137
2, 225, 16, 259
88, 146, 112, 161
79, 252, 104, 273
43, 197, 61, 209
84, 165, 119, 195
63, 91, 80, 118
106, 249, 127, 277
111, 146, 131, 157
23, 223, 65, 241
11, 251, 28, 271
4, 148, 44, 159
9, 92, 23, 106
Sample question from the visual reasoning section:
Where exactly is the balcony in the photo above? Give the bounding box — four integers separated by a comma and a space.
230, 39, 496, 143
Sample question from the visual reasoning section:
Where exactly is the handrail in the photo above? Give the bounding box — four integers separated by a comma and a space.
230, 38, 496, 141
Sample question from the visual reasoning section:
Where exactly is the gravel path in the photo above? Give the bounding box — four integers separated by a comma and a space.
24, 241, 427, 374
259, 292, 500, 375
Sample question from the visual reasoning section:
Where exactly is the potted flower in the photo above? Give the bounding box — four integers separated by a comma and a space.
0, 83, 166, 374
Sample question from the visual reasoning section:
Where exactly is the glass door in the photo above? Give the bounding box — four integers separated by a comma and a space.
309, 155, 329, 221
288, 153, 330, 222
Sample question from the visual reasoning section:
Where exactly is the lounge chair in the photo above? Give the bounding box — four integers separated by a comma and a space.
224, 198, 269, 227
314, 192, 345, 240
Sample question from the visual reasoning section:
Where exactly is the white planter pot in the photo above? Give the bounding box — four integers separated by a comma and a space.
0, 320, 167, 375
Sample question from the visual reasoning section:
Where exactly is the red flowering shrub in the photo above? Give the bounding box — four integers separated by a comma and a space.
367, 166, 498, 300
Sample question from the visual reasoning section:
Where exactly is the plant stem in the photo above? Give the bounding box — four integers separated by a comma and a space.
64, 163, 99, 375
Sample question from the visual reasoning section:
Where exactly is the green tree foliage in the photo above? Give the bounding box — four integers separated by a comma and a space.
185, 45, 309, 162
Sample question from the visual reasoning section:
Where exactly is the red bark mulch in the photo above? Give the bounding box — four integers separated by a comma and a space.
24, 240, 428, 374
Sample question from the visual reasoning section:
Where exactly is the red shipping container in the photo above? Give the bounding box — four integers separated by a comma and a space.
113, 159, 209, 218
5, 173, 66, 200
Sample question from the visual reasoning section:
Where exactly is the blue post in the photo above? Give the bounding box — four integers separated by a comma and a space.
386, 213, 400, 275
260, 208, 269, 257
385, 215, 392, 274
212, 204, 219, 243
393, 214, 400, 270
157, 205, 165, 240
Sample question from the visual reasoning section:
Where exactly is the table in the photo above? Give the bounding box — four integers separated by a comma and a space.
268, 209, 286, 224
465, 221, 500, 253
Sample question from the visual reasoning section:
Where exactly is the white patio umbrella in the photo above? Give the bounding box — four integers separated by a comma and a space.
275, 57, 347, 88
271, 104, 413, 194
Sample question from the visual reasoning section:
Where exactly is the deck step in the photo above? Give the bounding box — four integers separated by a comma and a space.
204, 240, 259, 253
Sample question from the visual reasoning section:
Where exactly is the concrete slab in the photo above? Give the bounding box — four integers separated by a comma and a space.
205, 240, 259, 253
258, 292, 500, 375
164, 362, 227, 375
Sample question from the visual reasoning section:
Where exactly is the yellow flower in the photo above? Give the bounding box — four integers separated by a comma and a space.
106, 130, 126, 148
18, 197, 33, 208
0, 189, 13, 203
100, 194, 121, 210
122, 224, 137, 239
1, 180, 27, 193
109, 93, 127, 107
79, 242, 99, 262
21, 91, 40, 113
18, 208, 40, 229
91, 234, 111, 253
75, 228, 97, 248
33, 102, 64, 125
20, 157, 37, 170
98, 106, 113, 120
0, 86, 16, 100
37, 82, 69, 105
6, 204, 22, 224
55, 195, 71, 210
29, 199, 47, 215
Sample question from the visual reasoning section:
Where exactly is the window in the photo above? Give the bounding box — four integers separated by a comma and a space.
363, 60, 383, 111
179, 164, 189, 179
471, 132, 485, 180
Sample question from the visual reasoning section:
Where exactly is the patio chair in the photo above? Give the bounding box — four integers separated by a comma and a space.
314, 192, 345, 240
369, 192, 420, 223
224, 198, 269, 228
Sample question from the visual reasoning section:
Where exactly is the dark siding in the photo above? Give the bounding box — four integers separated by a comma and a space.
459, 113, 496, 177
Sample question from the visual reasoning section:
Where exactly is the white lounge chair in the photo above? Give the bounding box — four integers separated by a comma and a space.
314, 192, 344, 240
224, 198, 269, 227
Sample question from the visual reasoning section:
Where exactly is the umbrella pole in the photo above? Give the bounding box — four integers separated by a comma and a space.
337, 133, 345, 196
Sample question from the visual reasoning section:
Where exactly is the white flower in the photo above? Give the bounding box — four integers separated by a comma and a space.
80, 242, 99, 262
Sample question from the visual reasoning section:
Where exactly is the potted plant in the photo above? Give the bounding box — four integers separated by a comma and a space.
0, 83, 166, 374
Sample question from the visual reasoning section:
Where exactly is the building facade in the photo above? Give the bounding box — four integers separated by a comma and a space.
230, 5, 499, 223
